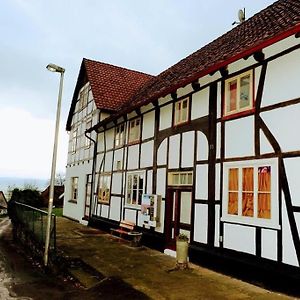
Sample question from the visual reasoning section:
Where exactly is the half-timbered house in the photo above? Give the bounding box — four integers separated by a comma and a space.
65, 0, 300, 277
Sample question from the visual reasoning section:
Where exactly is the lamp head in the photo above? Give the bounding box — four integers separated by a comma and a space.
46, 63, 65, 73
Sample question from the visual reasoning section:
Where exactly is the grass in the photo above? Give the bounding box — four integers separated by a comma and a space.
51, 207, 63, 217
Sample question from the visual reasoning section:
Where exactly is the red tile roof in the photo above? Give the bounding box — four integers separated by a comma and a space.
91, 0, 300, 130
66, 59, 153, 130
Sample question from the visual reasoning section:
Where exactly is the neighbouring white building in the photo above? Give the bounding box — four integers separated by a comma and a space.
64, 0, 300, 279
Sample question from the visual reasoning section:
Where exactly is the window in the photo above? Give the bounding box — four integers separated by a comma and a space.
97, 173, 111, 204
115, 123, 125, 147
71, 129, 78, 152
79, 85, 89, 110
85, 120, 92, 148
168, 171, 193, 186
128, 118, 141, 143
174, 98, 189, 125
71, 177, 78, 202
222, 159, 279, 228
126, 172, 145, 206
224, 71, 253, 116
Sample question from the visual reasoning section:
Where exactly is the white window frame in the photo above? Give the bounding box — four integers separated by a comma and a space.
128, 118, 141, 143
71, 177, 78, 202
174, 97, 189, 126
221, 158, 279, 229
97, 173, 111, 204
224, 70, 253, 116
71, 129, 78, 153
115, 123, 126, 147
78, 84, 89, 111
126, 171, 145, 207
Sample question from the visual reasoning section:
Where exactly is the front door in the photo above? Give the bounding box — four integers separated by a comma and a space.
84, 174, 92, 220
165, 188, 192, 249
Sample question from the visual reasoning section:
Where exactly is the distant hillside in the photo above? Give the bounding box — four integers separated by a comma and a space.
0, 177, 48, 198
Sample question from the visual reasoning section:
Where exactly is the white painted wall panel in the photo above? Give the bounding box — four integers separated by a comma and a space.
193, 204, 208, 244
191, 88, 209, 120
142, 111, 155, 140
156, 168, 166, 198
113, 148, 124, 171
199, 73, 221, 87
214, 205, 220, 247
225, 116, 254, 158
181, 131, 194, 167
141, 141, 154, 168
168, 135, 180, 169
159, 104, 172, 130
217, 82, 221, 119
197, 131, 208, 161
104, 151, 113, 172
177, 85, 193, 98
223, 224, 255, 255
147, 170, 153, 194
127, 145, 139, 170
155, 200, 165, 233
261, 104, 300, 153
124, 209, 136, 223
105, 128, 115, 151
98, 133, 104, 152
282, 196, 299, 266
284, 158, 300, 207
111, 173, 122, 194
260, 129, 274, 154
216, 122, 221, 159
261, 229, 277, 261
215, 163, 220, 201
101, 205, 109, 218
157, 139, 167, 166
195, 164, 208, 199
109, 197, 121, 221
262, 48, 300, 107
254, 66, 262, 96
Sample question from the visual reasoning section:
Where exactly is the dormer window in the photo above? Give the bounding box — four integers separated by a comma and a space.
174, 98, 189, 126
224, 71, 253, 117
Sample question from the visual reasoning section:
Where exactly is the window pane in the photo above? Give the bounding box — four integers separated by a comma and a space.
258, 193, 271, 219
228, 80, 237, 112
242, 167, 253, 191
181, 100, 188, 122
132, 189, 137, 204
173, 174, 179, 185
228, 168, 238, 190
180, 192, 191, 224
242, 192, 254, 217
240, 75, 250, 109
188, 173, 193, 184
228, 192, 238, 215
175, 102, 181, 124
258, 166, 271, 191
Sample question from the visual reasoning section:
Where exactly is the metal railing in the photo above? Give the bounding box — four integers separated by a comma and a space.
10, 201, 56, 253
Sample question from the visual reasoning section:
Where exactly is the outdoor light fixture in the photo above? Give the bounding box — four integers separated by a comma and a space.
44, 63, 65, 267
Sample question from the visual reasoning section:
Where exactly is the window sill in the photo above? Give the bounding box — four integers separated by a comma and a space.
128, 140, 140, 146
173, 120, 190, 127
222, 108, 255, 121
68, 200, 77, 204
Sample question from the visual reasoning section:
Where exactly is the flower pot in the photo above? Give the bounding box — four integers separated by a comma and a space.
176, 240, 189, 264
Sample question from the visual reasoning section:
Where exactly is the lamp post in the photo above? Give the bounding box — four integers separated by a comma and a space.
44, 63, 65, 266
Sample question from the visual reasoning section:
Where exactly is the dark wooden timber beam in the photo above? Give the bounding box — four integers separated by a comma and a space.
171, 91, 177, 100
219, 66, 228, 77
152, 99, 159, 107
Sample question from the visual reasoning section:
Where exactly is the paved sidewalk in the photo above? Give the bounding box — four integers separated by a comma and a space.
56, 217, 293, 300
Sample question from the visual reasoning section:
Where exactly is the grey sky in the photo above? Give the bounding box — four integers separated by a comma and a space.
0, 0, 275, 178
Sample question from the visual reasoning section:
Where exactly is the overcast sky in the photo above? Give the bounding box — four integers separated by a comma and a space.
0, 0, 275, 179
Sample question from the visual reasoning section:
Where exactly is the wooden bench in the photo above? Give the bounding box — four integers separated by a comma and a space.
111, 220, 135, 239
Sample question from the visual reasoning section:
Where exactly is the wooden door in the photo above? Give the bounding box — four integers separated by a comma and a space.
165, 188, 192, 249
84, 174, 92, 219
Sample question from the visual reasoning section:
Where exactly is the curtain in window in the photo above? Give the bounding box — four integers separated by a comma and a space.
228, 168, 238, 215
242, 167, 254, 217
258, 166, 271, 219
228, 80, 237, 112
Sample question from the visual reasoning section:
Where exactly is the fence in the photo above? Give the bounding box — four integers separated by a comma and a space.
10, 201, 56, 256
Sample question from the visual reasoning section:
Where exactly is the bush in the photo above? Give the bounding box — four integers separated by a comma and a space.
9, 187, 43, 209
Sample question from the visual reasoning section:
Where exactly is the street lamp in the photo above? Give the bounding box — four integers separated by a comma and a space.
44, 63, 65, 266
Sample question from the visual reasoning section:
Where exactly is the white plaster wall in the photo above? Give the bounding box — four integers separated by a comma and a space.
284, 157, 300, 207
124, 209, 136, 223
105, 128, 115, 151
216, 123, 221, 159
199, 73, 221, 87
181, 131, 194, 167
195, 164, 208, 200
98, 133, 104, 152
197, 131, 208, 161
113, 148, 124, 171
261, 229, 277, 261
215, 163, 220, 201
225, 116, 254, 158
193, 204, 208, 244
191, 88, 209, 120
146, 170, 153, 194
229, 56, 257, 75
169, 135, 180, 169
159, 104, 172, 130
260, 129, 274, 154
156, 168, 166, 198
217, 82, 222, 119
254, 66, 262, 96
155, 200, 165, 233
104, 151, 113, 172
127, 145, 139, 170
157, 139, 167, 166
177, 85, 193, 98
282, 196, 299, 266
223, 224, 255, 255
141, 141, 154, 168
142, 111, 155, 140
101, 205, 109, 218
137, 211, 143, 227
109, 196, 121, 221
111, 173, 122, 194
96, 153, 104, 171
261, 104, 300, 153
262, 48, 300, 107
214, 205, 220, 247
